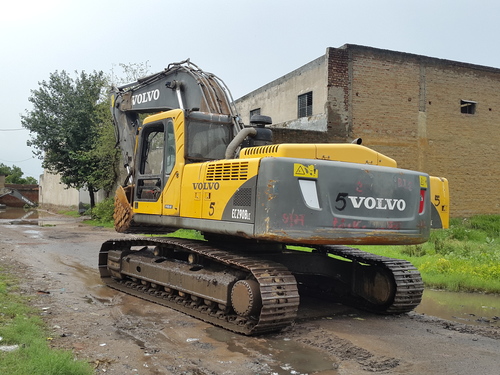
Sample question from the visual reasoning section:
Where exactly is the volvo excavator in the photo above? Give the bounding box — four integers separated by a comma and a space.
99, 60, 450, 335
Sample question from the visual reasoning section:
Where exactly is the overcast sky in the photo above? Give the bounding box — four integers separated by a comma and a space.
1, 0, 499, 179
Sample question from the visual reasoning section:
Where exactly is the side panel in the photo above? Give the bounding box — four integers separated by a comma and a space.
254, 157, 431, 245
430, 176, 450, 229
179, 163, 206, 218
160, 111, 185, 217
180, 159, 260, 222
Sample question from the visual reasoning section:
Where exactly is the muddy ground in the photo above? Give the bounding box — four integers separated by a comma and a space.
1, 216, 499, 374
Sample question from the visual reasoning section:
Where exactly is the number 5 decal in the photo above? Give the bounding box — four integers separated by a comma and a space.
434, 195, 441, 207
335, 193, 348, 211
209, 202, 216, 216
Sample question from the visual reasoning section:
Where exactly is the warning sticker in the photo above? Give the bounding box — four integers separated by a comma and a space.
294, 163, 318, 178
419, 176, 428, 188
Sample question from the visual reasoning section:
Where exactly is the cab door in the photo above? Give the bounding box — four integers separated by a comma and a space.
134, 120, 168, 214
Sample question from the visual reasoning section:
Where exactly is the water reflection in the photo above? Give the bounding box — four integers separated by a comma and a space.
416, 289, 500, 327
0, 206, 39, 223
206, 327, 337, 375
0, 206, 81, 226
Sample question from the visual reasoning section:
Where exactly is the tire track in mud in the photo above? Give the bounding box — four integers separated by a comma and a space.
409, 312, 500, 340
283, 326, 400, 372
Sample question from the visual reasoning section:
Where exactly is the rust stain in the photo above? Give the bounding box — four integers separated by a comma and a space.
265, 180, 277, 201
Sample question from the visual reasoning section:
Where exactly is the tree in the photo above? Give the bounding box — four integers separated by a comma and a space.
0, 163, 37, 184
85, 101, 119, 196
21, 70, 111, 207
110, 61, 151, 86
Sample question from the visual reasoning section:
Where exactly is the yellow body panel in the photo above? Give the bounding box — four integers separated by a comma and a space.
315, 144, 397, 167
180, 159, 260, 220
240, 143, 397, 167
161, 110, 185, 216
430, 176, 450, 229
134, 200, 163, 214
133, 109, 185, 216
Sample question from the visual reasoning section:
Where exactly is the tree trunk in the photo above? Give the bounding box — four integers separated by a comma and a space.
88, 187, 96, 209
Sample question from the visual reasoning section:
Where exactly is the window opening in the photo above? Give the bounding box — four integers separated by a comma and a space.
137, 122, 165, 201
298, 92, 313, 118
250, 108, 261, 120
165, 120, 175, 176
186, 120, 232, 162
461, 100, 476, 114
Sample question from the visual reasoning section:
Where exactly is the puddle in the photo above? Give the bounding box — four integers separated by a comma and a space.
416, 289, 500, 327
23, 229, 43, 238
0, 207, 39, 224
207, 327, 337, 375
0, 207, 84, 226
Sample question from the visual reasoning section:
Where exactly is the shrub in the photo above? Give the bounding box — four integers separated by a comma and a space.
468, 215, 500, 238
89, 197, 114, 223
401, 244, 426, 257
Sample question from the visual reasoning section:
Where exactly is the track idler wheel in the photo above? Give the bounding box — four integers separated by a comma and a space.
355, 266, 395, 309
231, 279, 262, 317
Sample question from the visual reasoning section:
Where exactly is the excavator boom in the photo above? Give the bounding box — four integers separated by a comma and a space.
111, 60, 242, 173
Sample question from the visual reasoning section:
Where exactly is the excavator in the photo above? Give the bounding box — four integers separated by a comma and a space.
99, 60, 450, 335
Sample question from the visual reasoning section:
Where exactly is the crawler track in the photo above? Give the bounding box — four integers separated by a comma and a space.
318, 245, 424, 313
99, 237, 300, 335
99, 237, 423, 334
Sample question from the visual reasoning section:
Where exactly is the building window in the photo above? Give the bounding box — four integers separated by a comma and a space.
460, 100, 476, 114
250, 108, 261, 120
298, 92, 313, 118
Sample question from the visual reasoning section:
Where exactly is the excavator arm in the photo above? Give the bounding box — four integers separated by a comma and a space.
111, 60, 243, 173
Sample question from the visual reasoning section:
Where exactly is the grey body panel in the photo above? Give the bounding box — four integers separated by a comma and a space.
221, 177, 257, 224
253, 157, 431, 245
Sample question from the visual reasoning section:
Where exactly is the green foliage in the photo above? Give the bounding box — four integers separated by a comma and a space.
85, 102, 119, 193
0, 163, 37, 184
400, 244, 426, 257
362, 215, 500, 293
165, 229, 205, 241
0, 269, 93, 375
21, 70, 116, 206
464, 215, 500, 238
88, 197, 115, 223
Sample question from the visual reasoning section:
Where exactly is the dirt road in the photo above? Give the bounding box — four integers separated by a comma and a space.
1, 218, 499, 374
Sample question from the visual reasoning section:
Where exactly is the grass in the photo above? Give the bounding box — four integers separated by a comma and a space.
57, 210, 81, 218
359, 215, 500, 293
0, 269, 93, 375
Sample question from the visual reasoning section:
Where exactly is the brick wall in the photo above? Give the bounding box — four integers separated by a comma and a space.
342, 45, 500, 216
326, 47, 350, 141
0, 184, 39, 207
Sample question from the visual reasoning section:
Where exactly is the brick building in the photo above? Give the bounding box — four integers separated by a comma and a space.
0, 174, 38, 207
235, 44, 500, 217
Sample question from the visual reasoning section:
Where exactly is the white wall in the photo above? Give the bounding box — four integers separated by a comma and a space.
39, 170, 106, 210
235, 54, 328, 131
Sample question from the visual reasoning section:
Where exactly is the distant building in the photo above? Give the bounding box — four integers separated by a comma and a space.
0, 174, 38, 207
235, 44, 500, 217
39, 170, 106, 212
